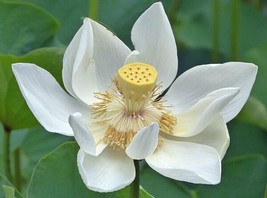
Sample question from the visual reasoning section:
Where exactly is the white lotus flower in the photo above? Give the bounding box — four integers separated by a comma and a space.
12, 2, 257, 193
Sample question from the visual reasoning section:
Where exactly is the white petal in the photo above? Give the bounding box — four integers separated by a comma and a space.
131, 2, 178, 90
173, 115, 229, 159
69, 113, 107, 156
90, 19, 131, 90
77, 148, 135, 192
124, 50, 141, 64
12, 63, 88, 136
166, 62, 257, 122
146, 140, 221, 184
72, 59, 99, 105
62, 18, 93, 98
172, 87, 239, 137
126, 122, 159, 160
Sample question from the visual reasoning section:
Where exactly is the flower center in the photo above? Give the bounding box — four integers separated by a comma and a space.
117, 62, 158, 113
90, 62, 176, 149
117, 62, 157, 96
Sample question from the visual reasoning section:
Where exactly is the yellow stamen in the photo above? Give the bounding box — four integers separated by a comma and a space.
104, 125, 136, 149
159, 113, 176, 134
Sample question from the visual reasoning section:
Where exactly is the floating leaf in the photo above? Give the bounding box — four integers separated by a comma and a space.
27, 142, 105, 198
20, 126, 72, 179
0, 1, 59, 55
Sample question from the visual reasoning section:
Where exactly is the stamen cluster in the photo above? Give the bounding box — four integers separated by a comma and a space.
90, 63, 177, 149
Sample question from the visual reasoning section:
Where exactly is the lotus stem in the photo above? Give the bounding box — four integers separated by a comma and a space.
130, 160, 140, 198
3, 125, 12, 181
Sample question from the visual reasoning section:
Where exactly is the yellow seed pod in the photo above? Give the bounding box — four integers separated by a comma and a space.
117, 62, 158, 99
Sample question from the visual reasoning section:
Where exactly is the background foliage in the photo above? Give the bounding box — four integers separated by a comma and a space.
0, 0, 266, 197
